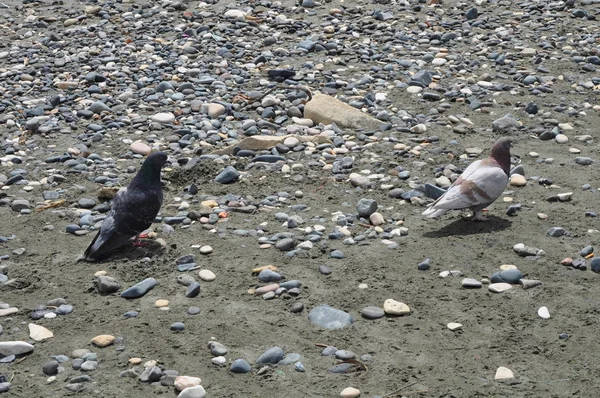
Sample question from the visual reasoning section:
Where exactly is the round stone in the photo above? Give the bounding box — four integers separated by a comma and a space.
130, 142, 151, 155
155, 299, 169, 308
199, 245, 213, 255
538, 306, 550, 319
510, 174, 526, 187
555, 134, 569, 144
91, 335, 115, 347
340, 387, 361, 398
198, 270, 216, 281
151, 112, 175, 123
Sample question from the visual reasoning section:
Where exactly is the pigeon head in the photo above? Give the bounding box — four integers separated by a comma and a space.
490, 137, 512, 175
145, 151, 168, 172
131, 151, 168, 188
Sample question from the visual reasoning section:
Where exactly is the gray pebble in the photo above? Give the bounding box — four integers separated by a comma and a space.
230, 359, 251, 374
361, 306, 385, 320
257, 346, 285, 364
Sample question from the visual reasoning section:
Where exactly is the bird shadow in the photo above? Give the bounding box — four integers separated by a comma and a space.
422, 216, 512, 238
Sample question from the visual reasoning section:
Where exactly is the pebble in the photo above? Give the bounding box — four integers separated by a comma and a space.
0, 341, 34, 356
230, 359, 251, 373
121, 278, 157, 298
538, 306, 550, 319
495, 367, 515, 380
308, 305, 354, 329
383, 299, 411, 315
256, 347, 284, 364
174, 376, 202, 392
29, 323, 54, 341
509, 174, 527, 187
91, 335, 115, 348
340, 387, 361, 398
212, 356, 226, 366
96, 276, 121, 294
361, 306, 385, 320
447, 322, 463, 331
490, 269, 523, 284
178, 386, 206, 398
462, 278, 482, 289
198, 270, 216, 282
488, 283, 513, 293
208, 341, 228, 356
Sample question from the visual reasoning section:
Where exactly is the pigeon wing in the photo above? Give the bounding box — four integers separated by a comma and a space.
427, 163, 508, 211
84, 187, 162, 261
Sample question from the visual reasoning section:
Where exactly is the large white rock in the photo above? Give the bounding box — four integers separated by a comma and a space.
0, 341, 34, 356
29, 323, 54, 341
383, 299, 411, 315
304, 93, 382, 130
538, 306, 550, 319
495, 366, 514, 380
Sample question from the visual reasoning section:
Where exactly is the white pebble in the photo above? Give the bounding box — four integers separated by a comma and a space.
488, 283, 512, 293
447, 322, 463, 331
495, 367, 514, 380
212, 356, 226, 365
199, 245, 213, 255
537, 306, 550, 319
198, 270, 216, 282
340, 387, 360, 398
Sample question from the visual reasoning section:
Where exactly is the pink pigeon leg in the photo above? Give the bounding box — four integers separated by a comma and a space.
132, 233, 150, 247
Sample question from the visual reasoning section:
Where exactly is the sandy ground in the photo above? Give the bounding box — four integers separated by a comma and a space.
1, 0, 600, 397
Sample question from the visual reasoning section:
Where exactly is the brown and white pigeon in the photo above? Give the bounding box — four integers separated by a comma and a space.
422, 137, 512, 221
84, 151, 168, 261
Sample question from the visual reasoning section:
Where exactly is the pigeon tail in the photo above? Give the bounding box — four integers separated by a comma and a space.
422, 207, 448, 218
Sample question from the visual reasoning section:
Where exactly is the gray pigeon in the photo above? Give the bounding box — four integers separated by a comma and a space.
422, 138, 512, 221
84, 151, 168, 261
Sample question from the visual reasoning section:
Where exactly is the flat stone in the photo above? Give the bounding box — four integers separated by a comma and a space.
121, 278, 157, 298
519, 279, 542, 289
151, 112, 175, 123
29, 323, 54, 341
383, 299, 411, 315
447, 322, 463, 331
304, 93, 382, 130
308, 305, 353, 329
462, 278, 482, 288
0, 307, 18, 317
340, 387, 361, 398
0, 341, 34, 356
198, 270, 216, 281
91, 335, 115, 347
361, 306, 385, 319
495, 366, 514, 380
130, 142, 152, 156
488, 283, 512, 293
